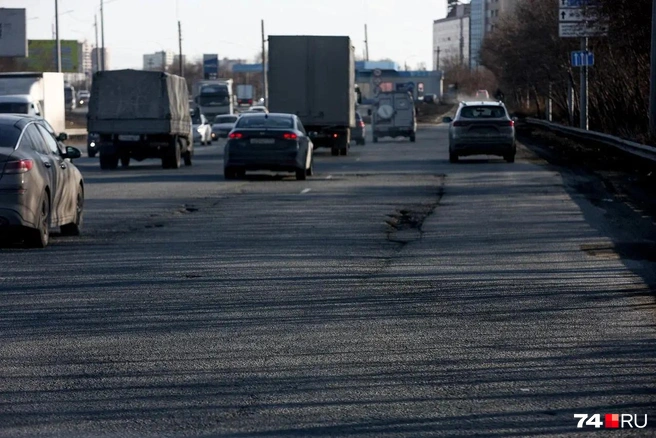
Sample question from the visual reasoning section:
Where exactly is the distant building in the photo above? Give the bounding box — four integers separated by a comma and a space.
469, 0, 524, 68
433, 3, 470, 70
173, 54, 186, 68
91, 47, 110, 73
143, 51, 175, 71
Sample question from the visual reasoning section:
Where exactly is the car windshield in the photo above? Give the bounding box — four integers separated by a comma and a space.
0, 125, 21, 149
235, 115, 293, 129
459, 106, 506, 118
0, 103, 29, 114
215, 115, 238, 124
198, 85, 229, 107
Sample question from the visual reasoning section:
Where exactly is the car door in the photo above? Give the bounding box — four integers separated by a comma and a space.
34, 123, 72, 225
296, 118, 312, 167
393, 93, 414, 129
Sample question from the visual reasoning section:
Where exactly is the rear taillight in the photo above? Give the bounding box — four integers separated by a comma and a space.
508, 120, 515, 127
452, 121, 465, 127
4, 159, 34, 174
229, 132, 243, 139
358, 121, 365, 128
283, 132, 298, 140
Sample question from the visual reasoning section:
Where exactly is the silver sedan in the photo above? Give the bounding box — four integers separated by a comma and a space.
0, 114, 84, 248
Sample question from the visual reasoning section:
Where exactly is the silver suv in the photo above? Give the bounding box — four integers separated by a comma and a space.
444, 101, 516, 163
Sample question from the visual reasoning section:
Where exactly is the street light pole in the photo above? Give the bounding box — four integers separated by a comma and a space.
55, 0, 62, 72
100, 0, 105, 71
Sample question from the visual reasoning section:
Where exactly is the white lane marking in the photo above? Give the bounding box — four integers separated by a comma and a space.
300, 188, 312, 194
326, 175, 333, 180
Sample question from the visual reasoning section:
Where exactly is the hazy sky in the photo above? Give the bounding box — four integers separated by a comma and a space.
4, 0, 449, 69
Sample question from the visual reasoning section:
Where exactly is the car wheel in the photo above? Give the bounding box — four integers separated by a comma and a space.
224, 167, 236, 180
410, 134, 416, 142
331, 147, 339, 156
373, 136, 378, 143
100, 152, 118, 170
27, 193, 50, 248
296, 168, 307, 180
183, 150, 192, 166
504, 153, 515, 163
88, 150, 96, 158
449, 152, 459, 163
120, 154, 130, 168
61, 187, 83, 236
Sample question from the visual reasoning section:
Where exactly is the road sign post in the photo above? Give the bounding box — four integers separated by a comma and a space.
580, 38, 589, 130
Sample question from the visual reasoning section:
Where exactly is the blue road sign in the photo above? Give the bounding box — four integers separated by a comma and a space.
560, 0, 597, 6
571, 51, 594, 67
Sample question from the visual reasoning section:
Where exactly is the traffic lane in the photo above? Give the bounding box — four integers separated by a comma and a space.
0, 128, 446, 436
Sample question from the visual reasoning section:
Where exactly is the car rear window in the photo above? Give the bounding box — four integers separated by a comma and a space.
460, 106, 506, 118
0, 125, 21, 149
236, 115, 293, 129
215, 115, 237, 124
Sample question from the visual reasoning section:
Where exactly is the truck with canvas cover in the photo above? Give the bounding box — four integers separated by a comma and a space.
268, 35, 358, 156
88, 70, 193, 170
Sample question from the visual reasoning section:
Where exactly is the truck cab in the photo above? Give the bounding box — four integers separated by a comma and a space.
370, 91, 417, 143
0, 94, 43, 117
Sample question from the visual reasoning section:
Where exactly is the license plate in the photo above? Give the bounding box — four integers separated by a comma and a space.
118, 135, 140, 141
250, 138, 275, 144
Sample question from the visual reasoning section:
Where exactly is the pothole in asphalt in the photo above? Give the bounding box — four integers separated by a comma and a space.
581, 242, 656, 262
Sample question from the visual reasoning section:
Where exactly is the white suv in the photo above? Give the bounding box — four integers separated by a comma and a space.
444, 101, 516, 163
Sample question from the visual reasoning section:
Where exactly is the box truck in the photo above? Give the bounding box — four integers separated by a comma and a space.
268, 35, 358, 156
0, 72, 65, 133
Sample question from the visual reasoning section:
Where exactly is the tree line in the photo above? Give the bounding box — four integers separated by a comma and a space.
479, 0, 650, 141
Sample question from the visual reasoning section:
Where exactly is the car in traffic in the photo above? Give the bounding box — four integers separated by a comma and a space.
444, 101, 516, 163
0, 114, 84, 248
475, 89, 490, 100
191, 110, 213, 145
246, 105, 268, 113
212, 114, 238, 140
77, 90, 90, 107
352, 111, 366, 145
224, 113, 314, 181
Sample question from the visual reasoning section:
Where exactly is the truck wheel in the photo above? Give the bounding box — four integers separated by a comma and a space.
224, 167, 236, 180
410, 134, 416, 142
88, 150, 96, 158
100, 153, 118, 170
449, 152, 459, 163
373, 136, 378, 143
295, 168, 307, 181
183, 150, 192, 166
168, 138, 181, 169
120, 154, 130, 167
331, 147, 339, 156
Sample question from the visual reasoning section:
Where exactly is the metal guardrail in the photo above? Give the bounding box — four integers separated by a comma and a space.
525, 118, 656, 163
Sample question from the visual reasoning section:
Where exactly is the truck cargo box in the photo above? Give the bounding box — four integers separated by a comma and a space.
268, 36, 355, 128
88, 70, 191, 136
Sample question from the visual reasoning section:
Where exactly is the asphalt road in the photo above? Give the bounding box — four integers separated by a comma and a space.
0, 125, 655, 437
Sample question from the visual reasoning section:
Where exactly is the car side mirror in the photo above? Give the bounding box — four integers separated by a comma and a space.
64, 146, 82, 160
308, 131, 318, 137
57, 132, 68, 142
442, 117, 453, 123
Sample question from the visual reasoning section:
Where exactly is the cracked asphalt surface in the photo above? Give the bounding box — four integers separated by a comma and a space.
0, 124, 655, 437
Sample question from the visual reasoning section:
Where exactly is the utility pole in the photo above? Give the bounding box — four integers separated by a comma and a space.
650, 0, 656, 137
580, 37, 588, 130
55, 0, 62, 72
94, 15, 100, 73
100, 0, 105, 71
364, 24, 369, 61
459, 16, 464, 66
261, 19, 268, 107
178, 21, 183, 77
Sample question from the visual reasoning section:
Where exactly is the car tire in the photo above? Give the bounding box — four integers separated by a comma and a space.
504, 153, 515, 163
27, 193, 50, 248
120, 154, 130, 168
224, 167, 236, 180
306, 157, 314, 176
331, 147, 339, 156
361, 138, 366, 146
449, 152, 459, 163
296, 168, 307, 180
183, 150, 192, 166
410, 134, 416, 142
166, 138, 181, 169
88, 150, 96, 158
373, 136, 378, 143
61, 187, 83, 236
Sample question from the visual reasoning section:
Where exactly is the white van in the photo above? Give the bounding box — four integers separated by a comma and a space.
0, 94, 43, 117
370, 91, 417, 143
